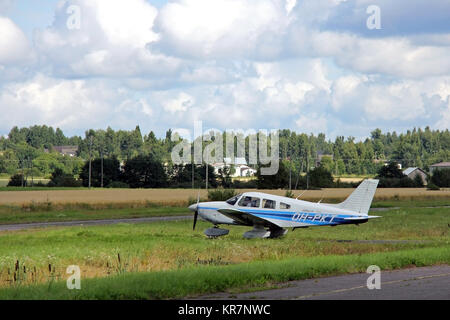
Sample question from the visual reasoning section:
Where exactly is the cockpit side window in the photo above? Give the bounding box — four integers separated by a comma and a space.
262, 199, 276, 209
280, 202, 291, 209
238, 196, 261, 208
226, 194, 242, 205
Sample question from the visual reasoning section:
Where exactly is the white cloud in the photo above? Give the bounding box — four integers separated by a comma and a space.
0, 16, 30, 64
163, 92, 195, 114
295, 113, 328, 134
0, 75, 109, 131
154, 0, 289, 59
0, 75, 158, 134
33, 0, 181, 78
91, 0, 158, 48
435, 98, 450, 130
285, 0, 297, 14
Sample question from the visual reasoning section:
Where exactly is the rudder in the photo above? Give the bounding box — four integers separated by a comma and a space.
337, 179, 379, 215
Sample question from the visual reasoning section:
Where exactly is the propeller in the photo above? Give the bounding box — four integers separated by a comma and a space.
193, 192, 200, 231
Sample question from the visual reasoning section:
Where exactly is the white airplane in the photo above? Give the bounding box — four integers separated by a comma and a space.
188, 179, 380, 239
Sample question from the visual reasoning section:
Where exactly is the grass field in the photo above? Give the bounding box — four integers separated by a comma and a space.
0, 204, 188, 225
0, 204, 448, 299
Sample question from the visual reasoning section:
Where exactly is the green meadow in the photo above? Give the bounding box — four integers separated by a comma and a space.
0, 204, 448, 299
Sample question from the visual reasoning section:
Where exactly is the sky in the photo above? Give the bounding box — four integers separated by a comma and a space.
0, 0, 449, 139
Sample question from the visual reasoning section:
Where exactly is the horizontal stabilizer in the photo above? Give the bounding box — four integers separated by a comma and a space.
343, 215, 381, 221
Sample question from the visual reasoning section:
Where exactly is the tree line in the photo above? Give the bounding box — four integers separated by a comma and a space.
1, 125, 449, 188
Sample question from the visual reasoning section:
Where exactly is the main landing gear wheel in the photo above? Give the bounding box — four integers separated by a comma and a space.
243, 226, 271, 239
269, 228, 288, 239
243, 226, 288, 239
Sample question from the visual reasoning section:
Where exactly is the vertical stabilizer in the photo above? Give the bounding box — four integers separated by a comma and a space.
336, 179, 379, 215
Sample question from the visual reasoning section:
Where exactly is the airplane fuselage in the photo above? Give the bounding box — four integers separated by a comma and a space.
193, 193, 370, 228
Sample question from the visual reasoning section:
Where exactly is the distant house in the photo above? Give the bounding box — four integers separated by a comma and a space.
429, 162, 450, 174
212, 157, 257, 177
53, 145, 78, 157
402, 167, 427, 185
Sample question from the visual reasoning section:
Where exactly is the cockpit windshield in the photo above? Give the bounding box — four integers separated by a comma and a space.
226, 194, 242, 205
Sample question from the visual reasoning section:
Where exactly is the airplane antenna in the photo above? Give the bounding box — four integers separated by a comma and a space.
318, 192, 325, 203
296, 190, 307, 200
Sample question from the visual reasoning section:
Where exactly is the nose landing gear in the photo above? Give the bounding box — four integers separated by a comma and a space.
204, 225, 229, 238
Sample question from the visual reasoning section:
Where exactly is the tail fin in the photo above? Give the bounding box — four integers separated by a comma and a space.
335, 179, 379, 215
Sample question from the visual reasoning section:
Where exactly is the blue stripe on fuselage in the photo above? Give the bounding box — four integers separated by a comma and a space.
198, 206, 360, 225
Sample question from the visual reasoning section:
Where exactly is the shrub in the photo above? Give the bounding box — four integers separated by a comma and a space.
207, 189, 237, 201
378, 177, 416, 188
377, 162, 404, 179
427, 183, 440, 191
80, 158, 121, 188
430, 169, 450, 187
48, 168, 82, 187
107, 181, 130, 189
256, 161, 289, 189
284, 190, 295, 198
231, 179, 258, 189
7, 174, 26, 187
309, 166, 333, 188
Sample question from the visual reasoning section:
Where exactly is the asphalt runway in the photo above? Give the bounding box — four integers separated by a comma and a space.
200, 265, 450, 300
0, 215, 192, 231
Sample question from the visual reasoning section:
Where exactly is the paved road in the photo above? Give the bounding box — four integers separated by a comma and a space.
200, 265, 450, 300
0, 215, 192, 231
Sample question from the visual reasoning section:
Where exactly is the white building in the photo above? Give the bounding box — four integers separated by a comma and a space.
213, 157, 257, 177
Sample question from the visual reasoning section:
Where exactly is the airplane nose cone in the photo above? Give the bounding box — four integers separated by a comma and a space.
188, 203, 197, 211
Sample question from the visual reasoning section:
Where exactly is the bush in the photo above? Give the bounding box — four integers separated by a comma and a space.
377, 162, 404, 179
7, 174, 26, 187
256, 161, 289, 189
309, 166, 333, 188
207, 189, 237, 201
48, 168, 82, 187
427, 183, 440, 191
80, 158, 121, 188
107, 181, 130, 189
231, 179, 258, 189
121, 154, 168, 188
378, 177, 416, 188
430, 169, 450, 187
284, 190, 295, 198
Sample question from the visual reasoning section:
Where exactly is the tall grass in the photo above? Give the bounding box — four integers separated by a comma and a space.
0, 247, 448, 300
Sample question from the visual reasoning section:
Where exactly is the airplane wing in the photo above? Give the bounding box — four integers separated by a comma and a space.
217, 208, 283, 229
